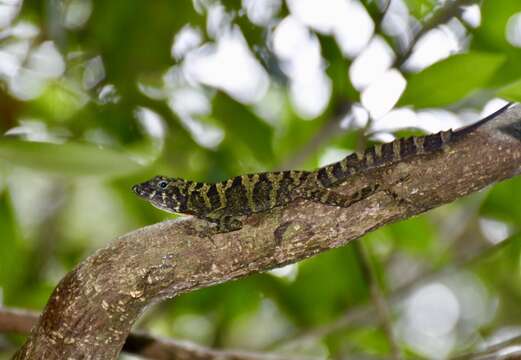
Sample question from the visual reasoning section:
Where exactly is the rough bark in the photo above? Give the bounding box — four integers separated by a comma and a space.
13, 105, 521, 359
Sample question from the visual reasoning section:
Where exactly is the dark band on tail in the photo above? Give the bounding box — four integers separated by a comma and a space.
320, 102, 514, 187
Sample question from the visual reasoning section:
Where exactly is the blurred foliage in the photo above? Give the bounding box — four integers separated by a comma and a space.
398, 52, 506, 108
1, 0, 521, 359
0, 138, 141, 176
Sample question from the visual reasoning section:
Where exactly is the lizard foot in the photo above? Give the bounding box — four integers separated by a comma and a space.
382, 174, 413, 205
197, 215, 244, 245
216, 215, 243, 233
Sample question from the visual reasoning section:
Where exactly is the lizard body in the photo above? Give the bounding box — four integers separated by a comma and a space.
132, 103, 511, 233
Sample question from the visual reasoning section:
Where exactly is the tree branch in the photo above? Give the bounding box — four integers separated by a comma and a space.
13, 105, 521, 359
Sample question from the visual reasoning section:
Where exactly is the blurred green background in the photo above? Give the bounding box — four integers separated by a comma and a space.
1, 0, 521, 359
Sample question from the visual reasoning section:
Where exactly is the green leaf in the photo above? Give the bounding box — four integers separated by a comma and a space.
33, 82, 85, 122
472, 0, 521, 51
398, 52, 505, 108
0, 139, 143, 177
388, 216, 438, 256
347, 327, 391, 357
481, 177, 521, 227
403, 0, 437, 19
498, 78, 521, 102
319, 35, 358, 100
280, 246, 368, 325
470, 0, 521, 87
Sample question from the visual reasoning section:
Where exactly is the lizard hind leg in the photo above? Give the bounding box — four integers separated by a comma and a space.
304, 183, 380, 208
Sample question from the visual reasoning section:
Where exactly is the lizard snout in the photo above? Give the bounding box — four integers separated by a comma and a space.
132, 184, 144, 196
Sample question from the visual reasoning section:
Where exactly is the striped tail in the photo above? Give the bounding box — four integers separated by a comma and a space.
315, 102, 513, 188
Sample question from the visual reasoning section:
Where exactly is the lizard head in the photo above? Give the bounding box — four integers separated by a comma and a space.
132, 175, 189, 213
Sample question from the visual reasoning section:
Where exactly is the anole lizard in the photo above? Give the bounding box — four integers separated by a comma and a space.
133, 103, 511, 233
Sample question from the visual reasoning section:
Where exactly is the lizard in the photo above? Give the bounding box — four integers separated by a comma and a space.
132, 103, 512, 234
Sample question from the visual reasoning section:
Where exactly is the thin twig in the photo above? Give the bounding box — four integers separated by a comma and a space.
393, 0, 480, 68
0, 307, 315, 360
267, 230, 521, 350
450, 334, 521, 360
380, 0, 392, 17
373, 0, 393, 34
0, 308, 36, 334
353, 241, 402, 360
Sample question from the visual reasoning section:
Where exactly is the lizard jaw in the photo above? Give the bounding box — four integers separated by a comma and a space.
150, 201, 178, 214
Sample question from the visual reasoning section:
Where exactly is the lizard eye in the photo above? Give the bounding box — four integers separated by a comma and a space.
157, 180, 168, 189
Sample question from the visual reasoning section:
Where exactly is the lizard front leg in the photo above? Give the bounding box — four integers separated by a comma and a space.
190, 214, 242, 245
215, 215, 243, 233
204, 212, 244, 234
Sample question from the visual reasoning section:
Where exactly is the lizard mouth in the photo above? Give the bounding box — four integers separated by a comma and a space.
132, 183, 150, 198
